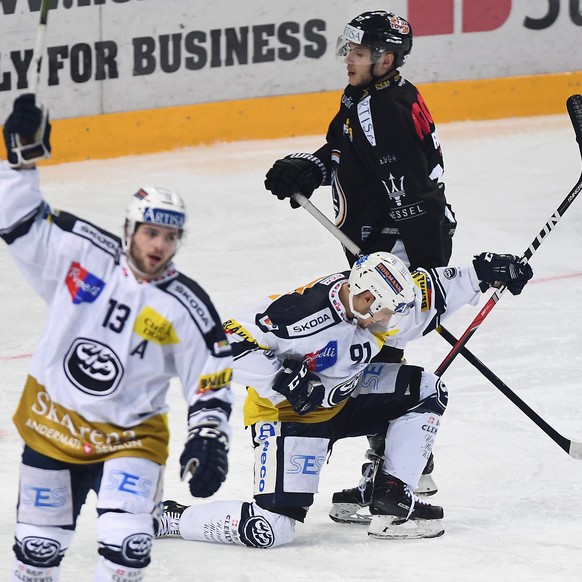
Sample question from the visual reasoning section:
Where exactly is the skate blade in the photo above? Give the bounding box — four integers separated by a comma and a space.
329, 503, 372, 525
368, 515, 444, 539
415, 474, 438, 497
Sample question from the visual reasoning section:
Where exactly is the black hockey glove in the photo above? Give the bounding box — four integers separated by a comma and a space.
272, 358, 325, 415
180, 424, 229, 498
473, 252, 533, 295
3, 93, 51, 167
265, 153, 327, 208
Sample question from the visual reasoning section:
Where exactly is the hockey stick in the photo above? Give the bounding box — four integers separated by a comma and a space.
291, 192, 481, 366
291, 169, 582, 453
437, 325, 582, 459
292, 193, 363, 258
13, 0, 51, 166
435, 94, 582, 377
30, 0, 50, 94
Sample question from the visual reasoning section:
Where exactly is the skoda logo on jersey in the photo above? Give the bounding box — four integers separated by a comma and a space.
303, 340, 338, 373
64, 338, 124, 396
142, 207, 185, 228
287, 307, 334, 337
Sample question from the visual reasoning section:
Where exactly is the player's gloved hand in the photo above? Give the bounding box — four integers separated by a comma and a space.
272, 358, 325, 415
265, 153, 326, 208
179, 424, 229, 498
473, 252, 533, 295
3, 93, 51, 167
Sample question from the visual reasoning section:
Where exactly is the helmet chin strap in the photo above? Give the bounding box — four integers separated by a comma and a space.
348, 291, 372, 320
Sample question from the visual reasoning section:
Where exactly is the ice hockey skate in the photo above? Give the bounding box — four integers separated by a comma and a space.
329, 453, 437, 525
155, 500, 188, 538
329, 461, 375, 524
367, 473, 444, 540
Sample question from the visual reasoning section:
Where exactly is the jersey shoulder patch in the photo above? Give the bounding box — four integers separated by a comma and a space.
256, 276, 345, 339
51, 209, 122, 258
161, 273, 231, 357
412, 269, 432, 311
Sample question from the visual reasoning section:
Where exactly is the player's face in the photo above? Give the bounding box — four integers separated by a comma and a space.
344, 43, 374, 86
129, 224, 180, 279
369, 307, 395, 326
357, 307, 395, 328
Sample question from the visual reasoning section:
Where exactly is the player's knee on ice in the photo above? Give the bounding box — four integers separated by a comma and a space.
179, 500, 295, 548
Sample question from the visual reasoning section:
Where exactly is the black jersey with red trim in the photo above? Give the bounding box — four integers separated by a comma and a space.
312, 73, 453, 269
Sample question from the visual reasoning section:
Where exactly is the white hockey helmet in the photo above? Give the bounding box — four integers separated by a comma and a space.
123, 186, 186, 249
348, 252, 416, 318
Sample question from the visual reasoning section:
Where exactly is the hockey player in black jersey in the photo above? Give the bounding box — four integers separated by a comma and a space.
265, 10, 456, 517
156, 251, 532, 544
265, 10, 455, 269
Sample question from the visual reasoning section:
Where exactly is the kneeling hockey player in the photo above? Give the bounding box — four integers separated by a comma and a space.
155, 250, 532, 545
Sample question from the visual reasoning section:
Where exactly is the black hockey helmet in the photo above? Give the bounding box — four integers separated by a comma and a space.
336, 11, 413, 68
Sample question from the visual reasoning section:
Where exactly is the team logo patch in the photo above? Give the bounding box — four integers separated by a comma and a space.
303, 340, 338, 373
64, 337, 124, 396
21, 537, 60, 565
65, 261, 105, 304
122, 533, 153, 565
327, 373, 361, 405
241, 516, 275, 548
443, 267, 457, 279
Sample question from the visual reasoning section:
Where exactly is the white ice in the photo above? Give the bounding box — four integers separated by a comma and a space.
1, 113, 582, 581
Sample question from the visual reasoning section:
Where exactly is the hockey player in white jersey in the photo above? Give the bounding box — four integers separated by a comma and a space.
155, 249, 532, 545
1, 95, 234, 581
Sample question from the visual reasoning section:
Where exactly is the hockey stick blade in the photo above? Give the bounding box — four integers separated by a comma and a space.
567, 94, 582, 156
435, 94, 582, 377
436, 326, 582, 460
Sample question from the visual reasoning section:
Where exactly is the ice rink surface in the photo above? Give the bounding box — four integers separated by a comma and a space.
1, 111, 582, 581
